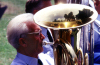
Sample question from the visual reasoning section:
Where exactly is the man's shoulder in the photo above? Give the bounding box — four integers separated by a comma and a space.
11, 57, 27, 65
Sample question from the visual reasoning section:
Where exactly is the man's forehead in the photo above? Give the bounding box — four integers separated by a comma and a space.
26, 22, 41, 32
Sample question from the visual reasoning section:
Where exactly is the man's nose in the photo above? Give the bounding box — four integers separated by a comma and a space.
40, 33, 45, 39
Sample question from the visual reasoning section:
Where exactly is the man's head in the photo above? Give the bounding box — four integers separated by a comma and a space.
7, 13, 45, 57
25, 0, 52, 14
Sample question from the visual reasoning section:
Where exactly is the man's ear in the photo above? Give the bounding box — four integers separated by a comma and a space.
19, 38, 27, 47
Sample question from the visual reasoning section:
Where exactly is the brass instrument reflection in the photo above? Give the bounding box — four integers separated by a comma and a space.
54, 39, 78, 65
44, 21, 81, 28
34, 4, 98, 65
41, 8, 93, 29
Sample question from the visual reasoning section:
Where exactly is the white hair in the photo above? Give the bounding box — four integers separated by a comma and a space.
7, 13, 34, 49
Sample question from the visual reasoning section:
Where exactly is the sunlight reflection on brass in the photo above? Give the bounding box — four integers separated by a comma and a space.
34, 4, 98, 30
57, 3, 64, 5
64, 22, 68, 28
44, 21, 82, 28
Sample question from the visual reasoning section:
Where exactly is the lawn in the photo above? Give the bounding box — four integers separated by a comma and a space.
0, 0, 54, 65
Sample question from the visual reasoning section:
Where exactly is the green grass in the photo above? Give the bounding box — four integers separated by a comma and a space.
0, 0, 54, 65
0, 0, 27, 65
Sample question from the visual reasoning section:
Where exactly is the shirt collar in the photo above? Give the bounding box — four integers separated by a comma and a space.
17, 52, 38, 65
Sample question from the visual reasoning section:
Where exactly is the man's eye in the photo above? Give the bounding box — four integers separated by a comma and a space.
35, 33, 40, 36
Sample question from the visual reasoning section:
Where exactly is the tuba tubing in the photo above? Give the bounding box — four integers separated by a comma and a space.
33, 4, 98, 65
53, 38, 78, 65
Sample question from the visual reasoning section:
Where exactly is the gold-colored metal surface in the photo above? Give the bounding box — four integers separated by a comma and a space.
34, 4, 98, 65
43, 21, 81, 28
34, 4, 98, 30
54, 38, 78, 65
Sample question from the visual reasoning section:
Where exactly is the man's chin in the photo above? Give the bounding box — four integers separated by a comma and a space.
39, 47, 44, 53
41, 47, 44, 52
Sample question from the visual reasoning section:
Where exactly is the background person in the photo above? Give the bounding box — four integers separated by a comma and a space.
25, 0, 54, 65
94, 0, 100, 14
91, 0, 100, 64
0, 4, 7, 19
7, 13, 45, 65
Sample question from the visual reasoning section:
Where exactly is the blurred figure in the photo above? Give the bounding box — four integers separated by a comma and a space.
7, 13, 45, 65
91, 0, 100, 65
94, 0, 100, 14
0, 4, 7, 19
25, 0, 52, 13
25, 0, 54, 65
89, 0, 100, 65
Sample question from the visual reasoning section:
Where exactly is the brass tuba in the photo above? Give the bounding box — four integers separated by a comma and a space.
34, 4, 98, 65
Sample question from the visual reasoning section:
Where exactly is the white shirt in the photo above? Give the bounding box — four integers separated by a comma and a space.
39, 26, 54, 65
38, 52, 54, 65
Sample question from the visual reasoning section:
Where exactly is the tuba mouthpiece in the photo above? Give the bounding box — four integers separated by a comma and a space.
42, 41, 54, 45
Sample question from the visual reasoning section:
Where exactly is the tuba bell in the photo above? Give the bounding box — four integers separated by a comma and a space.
34, 4, 98, 65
